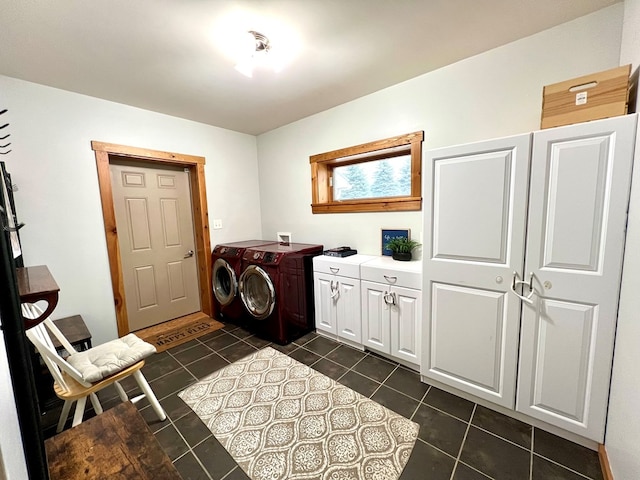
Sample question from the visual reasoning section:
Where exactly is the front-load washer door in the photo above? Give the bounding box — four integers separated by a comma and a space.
213, 258, 238, 306
239, 265, 275, 320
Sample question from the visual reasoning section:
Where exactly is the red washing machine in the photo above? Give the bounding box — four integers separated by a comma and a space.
211, 240, 278, 323
239, 242, 323, 344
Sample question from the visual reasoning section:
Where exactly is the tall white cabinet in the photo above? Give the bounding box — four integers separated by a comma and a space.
421, 114, 637, 442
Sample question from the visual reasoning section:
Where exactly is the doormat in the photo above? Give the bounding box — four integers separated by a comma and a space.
138, 317, 224, 353
179, 347, 419, 480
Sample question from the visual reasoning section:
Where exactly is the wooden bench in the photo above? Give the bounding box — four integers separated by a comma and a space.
45, 401, 180, 479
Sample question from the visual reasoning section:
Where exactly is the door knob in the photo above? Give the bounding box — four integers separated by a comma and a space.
184, 250, 194, 258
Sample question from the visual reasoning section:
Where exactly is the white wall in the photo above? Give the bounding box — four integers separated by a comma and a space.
607, 0, 640, 478
0, 76, 262, 345
256, 5, 624, 255
0, 315, 28, 480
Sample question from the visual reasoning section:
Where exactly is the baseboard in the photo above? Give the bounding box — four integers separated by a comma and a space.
599, 444, 614, 480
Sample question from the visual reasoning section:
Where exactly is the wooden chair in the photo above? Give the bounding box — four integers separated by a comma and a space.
23, 304, 166, 433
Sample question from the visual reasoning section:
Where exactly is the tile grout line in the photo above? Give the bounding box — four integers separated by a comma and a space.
368, 363, 400, 398
172, 434, 215, 480
220, 466, 243, 480
334, 350, 394, 397
530, 425, 535, 480
456, 459, 496, 480
409, 385, 431, 421
166, 348, 216, 375
526, 428, 601, 480
469, 423, 534, 453
154, 412, 196, 463
415, 437, 458, 461
531, 452, 599, 480
314, 347, 429, 407
449, 403, 477, 480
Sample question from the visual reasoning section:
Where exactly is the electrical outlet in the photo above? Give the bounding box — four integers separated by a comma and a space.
213, 219, 223, 229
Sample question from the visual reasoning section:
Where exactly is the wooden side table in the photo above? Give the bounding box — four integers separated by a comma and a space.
52, 315, 92, 352
45, 401, 180, 479
16, 265, 60, 329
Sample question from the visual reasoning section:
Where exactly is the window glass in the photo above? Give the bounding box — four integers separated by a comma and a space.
333, 155, 411, 200
309, 131, 423, 214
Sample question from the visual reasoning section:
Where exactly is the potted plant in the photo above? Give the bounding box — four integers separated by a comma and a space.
385, 237, 421, 261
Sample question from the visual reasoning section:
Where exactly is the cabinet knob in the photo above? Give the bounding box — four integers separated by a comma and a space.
383, 275, 397, 283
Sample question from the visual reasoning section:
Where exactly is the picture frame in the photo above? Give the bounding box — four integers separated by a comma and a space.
381, 228, 411, 256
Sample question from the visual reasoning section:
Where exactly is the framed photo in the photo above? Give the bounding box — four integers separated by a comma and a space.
381, 229, 410, 256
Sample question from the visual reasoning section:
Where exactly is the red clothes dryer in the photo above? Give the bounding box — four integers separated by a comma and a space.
211, 240, 278, 323
239, 242, 323, 344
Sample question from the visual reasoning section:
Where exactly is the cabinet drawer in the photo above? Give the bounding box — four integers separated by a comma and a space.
313, 255, 374, 278
360, 264, 421, 289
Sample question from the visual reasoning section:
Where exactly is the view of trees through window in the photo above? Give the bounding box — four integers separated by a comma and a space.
333, 155, 411, 201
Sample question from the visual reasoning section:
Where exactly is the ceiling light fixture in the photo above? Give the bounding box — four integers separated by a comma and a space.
235, 30, 274, 78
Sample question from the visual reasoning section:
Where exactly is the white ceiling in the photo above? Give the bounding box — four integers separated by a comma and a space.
0, 0, 620, 135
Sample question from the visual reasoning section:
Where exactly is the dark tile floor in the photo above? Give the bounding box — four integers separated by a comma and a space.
43, 325, 605, 480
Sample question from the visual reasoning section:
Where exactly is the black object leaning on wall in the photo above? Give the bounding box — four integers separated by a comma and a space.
0, 161, 49, 479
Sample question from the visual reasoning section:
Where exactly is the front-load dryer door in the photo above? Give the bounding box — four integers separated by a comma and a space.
213, 258, 238, 306
239, 265, 275, 320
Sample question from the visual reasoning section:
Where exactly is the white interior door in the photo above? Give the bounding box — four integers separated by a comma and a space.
517, 115, 637, 441
111, 161, 201, 331
422, 134, 531, 408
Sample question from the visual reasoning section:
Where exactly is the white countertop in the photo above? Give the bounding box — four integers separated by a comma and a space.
361, 255, 422, 272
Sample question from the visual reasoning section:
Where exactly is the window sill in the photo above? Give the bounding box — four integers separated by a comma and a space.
311, 197, 422, 214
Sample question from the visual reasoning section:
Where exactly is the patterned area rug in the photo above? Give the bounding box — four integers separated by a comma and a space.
179, 347, 419, 480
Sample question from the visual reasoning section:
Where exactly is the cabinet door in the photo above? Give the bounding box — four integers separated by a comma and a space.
517, 115, 637, 442
313, 272, 337, 335
390, 286, 421, 366
336, 277, 362, 343
361, 280, 390, 354
422, 134, 531, 408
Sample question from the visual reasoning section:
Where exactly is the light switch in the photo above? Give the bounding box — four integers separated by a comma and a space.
213, 219, 223, 229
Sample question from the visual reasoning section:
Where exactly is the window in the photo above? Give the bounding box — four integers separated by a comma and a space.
310, 131, 423, 214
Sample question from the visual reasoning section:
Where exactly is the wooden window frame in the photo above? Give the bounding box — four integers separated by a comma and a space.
310, 131, 424, 214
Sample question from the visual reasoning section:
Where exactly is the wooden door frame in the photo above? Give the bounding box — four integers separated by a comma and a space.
92, 141, 212, 336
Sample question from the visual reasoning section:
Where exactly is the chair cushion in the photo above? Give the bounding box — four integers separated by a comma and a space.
67, 334, 156, 383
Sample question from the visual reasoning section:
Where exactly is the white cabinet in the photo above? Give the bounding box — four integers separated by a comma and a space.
421, 133, 531, 409
313, 255, 374, 345
361, 257, 421, 369
421, 114, 637, 442
516, 116, 636, 442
